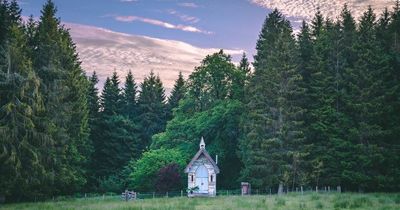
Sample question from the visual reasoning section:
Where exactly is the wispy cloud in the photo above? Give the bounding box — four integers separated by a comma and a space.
250, 0, 393, 21
113, 15, 212, 34
65, 23, 242, 93
167, 9, 200, 24
178, 2, 199, 8
120, 0, 137, 2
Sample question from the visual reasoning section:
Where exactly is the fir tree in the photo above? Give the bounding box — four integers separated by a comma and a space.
123, 70, 137, 119
240, 9, 305, 189
137, 71, 167, 151
167, 72, 186, 120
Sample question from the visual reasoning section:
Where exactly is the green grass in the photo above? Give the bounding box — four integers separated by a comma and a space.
0, 193, 399, 210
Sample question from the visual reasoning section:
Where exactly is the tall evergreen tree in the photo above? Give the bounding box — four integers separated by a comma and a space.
123, 70, 137, 119
0, 1, 49, 200
101, 71, 122, 115
30, 0, 90, 194
231, 53, 251, 100
240, 9, 305, 189
137, 71, 166, 151
93, 71, 139, 179
167, 72, 186, 120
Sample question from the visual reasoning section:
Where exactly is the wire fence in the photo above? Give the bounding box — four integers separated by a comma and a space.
14, 185, 343, 204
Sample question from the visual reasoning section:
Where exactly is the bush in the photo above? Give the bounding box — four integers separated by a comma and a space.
127, 148, 186, 192
98, 175, 123, 193
275, 197, 286, 206
155, 164, 183, 192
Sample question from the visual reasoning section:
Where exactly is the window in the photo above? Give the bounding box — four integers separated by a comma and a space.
191, 174, 194, 182
210, 175, 213, 182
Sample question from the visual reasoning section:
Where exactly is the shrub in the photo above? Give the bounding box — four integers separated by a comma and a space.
315, 201, 324, 209
127, 148, 186, 192
97, 175, 123, 193
155, 164, 183, 192
275, 197, 286, 206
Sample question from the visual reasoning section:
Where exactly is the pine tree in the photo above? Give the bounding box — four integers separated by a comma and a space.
167, 72, 186, 120
93, 71, 139, 179
240, 9, 305, 189
101, 71, 122, 115
123, 70, 137, 119
0, 1, 49, 199
231, 53, 251, 100
30, 0, 90, 194
137, 71, 167, 151
341, 7, 392, 190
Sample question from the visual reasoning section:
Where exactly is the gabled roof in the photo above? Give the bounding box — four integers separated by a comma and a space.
184, 148, 220, 174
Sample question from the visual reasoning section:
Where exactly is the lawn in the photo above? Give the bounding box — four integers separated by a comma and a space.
0, 193, 399, 210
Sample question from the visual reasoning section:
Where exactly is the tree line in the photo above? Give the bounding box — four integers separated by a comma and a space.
0, 0, 399, 202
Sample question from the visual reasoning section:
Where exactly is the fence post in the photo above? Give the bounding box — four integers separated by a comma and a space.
226, 190, 228, 196
153, 192, 155, 199
315, 186, 318, 193
102, 194, 105, 200
166, 192, 168, 198
181, 190, 183, 197
301, 186, 303, 195
337, 186, 341, 193
269, 188, 271, 196
328, 186, 330, 192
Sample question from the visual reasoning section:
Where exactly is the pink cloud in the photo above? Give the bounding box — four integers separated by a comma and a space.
113, 15, 212, 34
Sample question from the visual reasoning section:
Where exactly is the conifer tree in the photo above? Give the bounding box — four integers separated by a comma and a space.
240, 9, 305, 189
30, 0, 90, 194
0, 1, 49, 199
93, 71, 139, 179
137, 71, 167, 151
123, 70, 137, 119
167, 72, 186, 120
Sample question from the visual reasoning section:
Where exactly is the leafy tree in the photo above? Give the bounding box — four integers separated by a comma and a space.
127, 149, 186, 192
187, 50, 237, 111
155, 164, 183, 193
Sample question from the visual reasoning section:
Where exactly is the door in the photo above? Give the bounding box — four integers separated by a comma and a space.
195, 165, 208, 193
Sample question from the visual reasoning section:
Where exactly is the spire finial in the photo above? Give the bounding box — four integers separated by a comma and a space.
200, 137, 205, 149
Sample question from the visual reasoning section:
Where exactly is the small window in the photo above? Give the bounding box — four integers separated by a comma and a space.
210, 175, 213, 182
191, 175, 194, 182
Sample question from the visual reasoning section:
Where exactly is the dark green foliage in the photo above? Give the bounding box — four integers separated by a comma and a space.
167, 72, 186, 120
152, 51, 245, 189
137, 71, 167, 151
1, 0, 400, 201
240, 9, 306, 189
127, 149, 186, 192
155, 163, 183, 193
123, 70, 137, 119
92, 71, 140, 180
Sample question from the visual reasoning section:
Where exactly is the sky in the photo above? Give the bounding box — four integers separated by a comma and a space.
19, 0, 395, 92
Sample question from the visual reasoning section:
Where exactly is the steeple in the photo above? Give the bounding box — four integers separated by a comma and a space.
200, 137, 205, 149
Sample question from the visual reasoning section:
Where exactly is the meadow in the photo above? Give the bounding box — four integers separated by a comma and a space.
0, 193, 399, 210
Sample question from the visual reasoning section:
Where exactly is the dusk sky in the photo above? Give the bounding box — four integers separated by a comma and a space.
20, 0, 394, 91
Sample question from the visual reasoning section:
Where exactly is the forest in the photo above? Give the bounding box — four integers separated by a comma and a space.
0, 0, 399, 202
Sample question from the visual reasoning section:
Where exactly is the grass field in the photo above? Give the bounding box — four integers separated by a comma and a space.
1, 193, 399, 210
